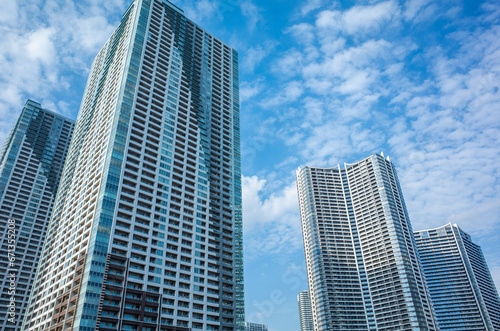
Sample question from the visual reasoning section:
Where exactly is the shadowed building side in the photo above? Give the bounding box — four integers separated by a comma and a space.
415, 223, 500, 330
0, 100, 74, 331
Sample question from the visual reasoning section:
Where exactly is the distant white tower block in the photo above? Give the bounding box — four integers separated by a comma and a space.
245, 321, 268, 331
297, 290, 313, 331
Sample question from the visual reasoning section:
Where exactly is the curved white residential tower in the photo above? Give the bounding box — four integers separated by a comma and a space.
297, 154, 438, 331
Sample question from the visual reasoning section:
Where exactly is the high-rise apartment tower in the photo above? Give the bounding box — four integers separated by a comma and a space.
0, 100, 74, 330
22, 0, 243, 330
415, 223, 500, 330
244, 322, 268, 331
297, 154, 438, 331
297, 291, 313, 331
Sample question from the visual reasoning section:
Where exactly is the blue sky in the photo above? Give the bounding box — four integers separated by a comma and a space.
1, 0, 500, 330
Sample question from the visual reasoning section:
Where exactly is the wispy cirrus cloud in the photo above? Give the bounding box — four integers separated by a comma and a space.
316, 1, 401, 37
243, 1, 500, 279
242, 40, 278, 72
242, 175, 302, 259
240, 0, 263, 32
240, 79, 266, 103
260, 81, 305, 108
179, 0, 224, 26
297, 0, 329, 17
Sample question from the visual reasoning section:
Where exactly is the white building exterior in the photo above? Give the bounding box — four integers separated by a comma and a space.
297, 154, 438, 331
297, 291, 313, 331
245, 321, 268, 331
415, 223, 500, 330
22, 1, 243, 330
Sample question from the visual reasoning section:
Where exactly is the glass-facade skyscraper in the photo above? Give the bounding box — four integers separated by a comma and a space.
0, 100, 74, 330
22, 0, 243, 330
297, 291, 313, 331
296, 154, 438, 331
415, 223, 500, 330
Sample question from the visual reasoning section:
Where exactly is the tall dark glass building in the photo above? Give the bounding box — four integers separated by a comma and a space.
0, 99, 74, 330
22, 1, 243, 330
296, 154, 438, 331
415, 223, 500, 330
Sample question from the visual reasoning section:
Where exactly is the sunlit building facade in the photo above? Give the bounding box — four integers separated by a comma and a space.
22, 0, 243, 330
244, 322, 268, 331
415, 223, 500, 330
297, 290, 313, 331
0, 100, 74, 330
297, 154, 438, 331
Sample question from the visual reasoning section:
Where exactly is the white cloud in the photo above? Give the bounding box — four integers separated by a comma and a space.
411, 3, 439, 23
252, 0, 500, 260
272, 49, 303, 77
193, 0, 219, 18
260, 81, 304, 108
240, 0, 263, 32
242, 46, 266, 72
316, 10, 341, 30
0, 0, 18, 24
240, 79, 265, 103
388, 24, 500, 234
274, 156, 299, 169
302, 97, 323, 125
299, 0, 328, 17
481, 2, 500, 23
242, 175, 303, 258
242, 41, 277, 72
304, 78, 332, 94
343, 1, 400, 35
318, 37, 346, 55
180, 0, 222, 25
302, 39, 394, 81
336, 70, 375, 94
316, 1, 400, 36
25, 27, 57, 64
0, 25, 63, 137
0, 0, 131, 144
402, 0, 467, 24
73, 16, 117, 54
286, 23, 315, 45
403, 0, 432, 21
